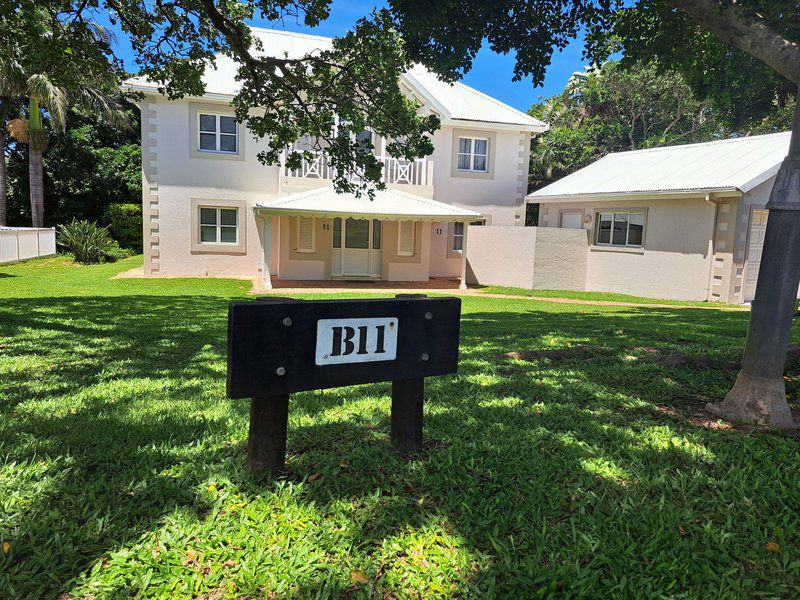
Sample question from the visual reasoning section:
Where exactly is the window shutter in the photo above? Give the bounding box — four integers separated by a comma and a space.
298, 217, 314, 252
398, 221, 415, 255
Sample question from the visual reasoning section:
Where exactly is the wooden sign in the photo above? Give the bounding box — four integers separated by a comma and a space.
227, 295, 462, 472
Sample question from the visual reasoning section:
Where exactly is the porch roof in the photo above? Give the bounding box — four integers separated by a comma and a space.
255, 186, 482, 222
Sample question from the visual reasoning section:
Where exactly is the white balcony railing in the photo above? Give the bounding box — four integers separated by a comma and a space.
284, 150, 433, 187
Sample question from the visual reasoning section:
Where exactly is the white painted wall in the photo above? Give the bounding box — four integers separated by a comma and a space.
465, 226, 588, 290
531, 227, 588, 291
429, 125, 529, 227
538, 197, 717, 300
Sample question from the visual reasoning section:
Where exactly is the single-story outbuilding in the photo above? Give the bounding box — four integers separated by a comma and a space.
526, 132, 791, 303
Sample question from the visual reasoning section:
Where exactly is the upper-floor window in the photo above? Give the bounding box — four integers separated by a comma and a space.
596, 212, 645, 247
199, 207, 238, 244
199, 113, 238, 154
457, 137, 489, 172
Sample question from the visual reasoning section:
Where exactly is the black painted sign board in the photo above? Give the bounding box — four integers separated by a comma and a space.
227, 296, 461, 398
226, 295, 462, 472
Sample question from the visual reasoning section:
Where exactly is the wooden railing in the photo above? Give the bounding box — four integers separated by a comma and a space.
284, 150, 433, 186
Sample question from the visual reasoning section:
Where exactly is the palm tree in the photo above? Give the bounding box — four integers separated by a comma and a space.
0, 99, 11, 226
0, 55, 127, 227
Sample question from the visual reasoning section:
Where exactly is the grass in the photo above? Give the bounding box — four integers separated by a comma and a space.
479, 285, 740, 308
1, 255, 799, 598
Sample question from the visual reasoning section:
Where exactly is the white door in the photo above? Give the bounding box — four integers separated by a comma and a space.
560, 211, 583, 229
341, 219, 381, 277
744, 209, 768, 303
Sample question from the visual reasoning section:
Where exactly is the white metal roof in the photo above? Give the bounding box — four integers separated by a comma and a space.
255, 185, 482, 221
527, 132, 792, 202
402, 65, 545, 129
123, 28, 545, 130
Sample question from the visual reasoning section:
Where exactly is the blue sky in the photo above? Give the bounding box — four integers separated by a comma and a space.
106, 0, 588, 112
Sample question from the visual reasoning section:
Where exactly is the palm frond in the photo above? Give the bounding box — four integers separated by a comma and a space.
0, 56, 27, 97
26, 74, 67, 130
70, 87, 132, 130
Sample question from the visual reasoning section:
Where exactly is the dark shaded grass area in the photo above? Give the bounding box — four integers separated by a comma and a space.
1, 261, 799, 597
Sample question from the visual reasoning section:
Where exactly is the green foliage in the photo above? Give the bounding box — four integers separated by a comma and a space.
104, 203, 143, 252
1, 258, 799, 597
611, 2, 798, 130
5, 106, 141, 226
528, 61, 723, 193
56, 219, 116, 264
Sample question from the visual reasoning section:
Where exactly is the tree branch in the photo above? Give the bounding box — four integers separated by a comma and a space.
670, 0, 800, 83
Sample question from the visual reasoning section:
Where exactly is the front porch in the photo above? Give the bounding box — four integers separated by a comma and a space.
255, 186, 482, 291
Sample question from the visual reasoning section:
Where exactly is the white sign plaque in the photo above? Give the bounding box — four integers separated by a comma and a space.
315, 317, 398, 365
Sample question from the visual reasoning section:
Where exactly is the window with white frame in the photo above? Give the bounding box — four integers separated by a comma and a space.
596, 212, 645, 247
457, 137, 489, 172
199, 207, 238, 244
199, 113, 238, 154
297, 216, 315, 253
398, 221, 415, 256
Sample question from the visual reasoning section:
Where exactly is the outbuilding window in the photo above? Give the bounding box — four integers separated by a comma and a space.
199, 113, 238, 154
457, 137, 489, 172
596, 212, 645, 247
199, 207, 238, 244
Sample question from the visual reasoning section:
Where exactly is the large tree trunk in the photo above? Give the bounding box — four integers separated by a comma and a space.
29, 148, 44, 228
0, 130, 7, 227
706, 87, 800, 428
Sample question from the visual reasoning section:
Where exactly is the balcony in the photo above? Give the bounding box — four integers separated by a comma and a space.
282, 150, 434, 193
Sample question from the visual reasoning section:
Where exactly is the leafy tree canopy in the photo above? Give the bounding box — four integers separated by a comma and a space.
6, 0, 798, 196
390, 1, 799, 110
529, 61, 721, 189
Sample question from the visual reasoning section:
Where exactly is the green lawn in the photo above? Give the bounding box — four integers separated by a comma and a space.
1, 256, 799, 598
479, 285, 741, 308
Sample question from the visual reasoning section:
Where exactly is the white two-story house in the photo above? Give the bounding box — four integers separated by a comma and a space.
123, 29, 546, 288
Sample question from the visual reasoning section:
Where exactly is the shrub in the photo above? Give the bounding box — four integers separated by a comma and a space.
105, 240, 135, 262
104, 203, 142, 252
56, 219, 116, 264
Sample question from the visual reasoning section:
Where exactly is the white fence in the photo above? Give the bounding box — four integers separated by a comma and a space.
0, 227, 57, 264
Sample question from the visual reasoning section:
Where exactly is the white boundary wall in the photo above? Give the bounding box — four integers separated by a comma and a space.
465, 226, 588, 290
0, 227, 57, 264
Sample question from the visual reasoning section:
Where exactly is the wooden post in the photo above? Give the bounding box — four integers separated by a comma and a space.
391, 378, 424, 453
248, 394, 290, 472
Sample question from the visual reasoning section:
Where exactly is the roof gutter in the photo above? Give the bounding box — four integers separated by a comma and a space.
526, 187, 743, 204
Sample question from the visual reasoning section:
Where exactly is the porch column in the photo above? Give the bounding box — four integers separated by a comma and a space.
261, 216, 273, 290
459, 221, 469, 290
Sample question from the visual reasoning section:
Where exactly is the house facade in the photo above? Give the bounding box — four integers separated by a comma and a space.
526, 132, 791, 303
123, 29, 546, 288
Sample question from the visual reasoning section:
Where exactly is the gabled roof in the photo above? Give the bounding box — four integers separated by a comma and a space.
402, 65, 544, 129
255, 186, 482, 221
527, 132, 792, 202
123, 28, 545, 131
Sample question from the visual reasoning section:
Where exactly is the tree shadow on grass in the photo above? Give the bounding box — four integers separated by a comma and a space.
1, 296, 799, 597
